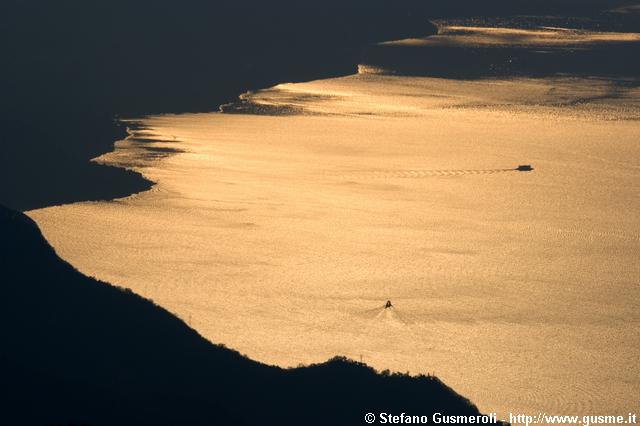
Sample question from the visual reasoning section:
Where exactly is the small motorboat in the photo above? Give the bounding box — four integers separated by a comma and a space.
516, 164, 533, 172
384, 300, 393, 309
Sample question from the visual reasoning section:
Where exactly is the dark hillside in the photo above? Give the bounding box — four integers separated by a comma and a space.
0, 205, 494, 425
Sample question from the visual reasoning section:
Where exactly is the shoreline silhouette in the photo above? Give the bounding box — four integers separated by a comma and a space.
0, 204, 497, 425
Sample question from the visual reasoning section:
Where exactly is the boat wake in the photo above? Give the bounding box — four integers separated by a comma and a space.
331, 166, 531, 181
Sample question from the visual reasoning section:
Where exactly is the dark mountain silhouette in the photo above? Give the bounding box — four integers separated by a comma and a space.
0, 0, 630, 211
0, 204, 498, 425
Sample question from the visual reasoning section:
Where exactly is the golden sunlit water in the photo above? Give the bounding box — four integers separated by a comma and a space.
28, 26, 640, 418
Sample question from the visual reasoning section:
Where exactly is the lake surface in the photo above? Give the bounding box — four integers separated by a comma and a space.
29, 25, 640, 418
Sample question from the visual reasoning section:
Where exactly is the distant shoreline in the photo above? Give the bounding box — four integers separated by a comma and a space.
4, 1, 634, 211
1, 5, 438, 211
90, 13, 640, 212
